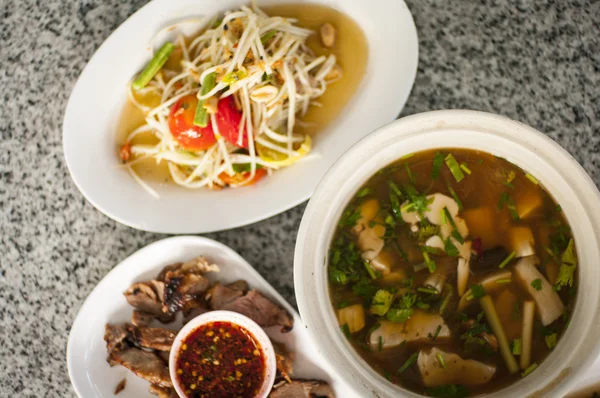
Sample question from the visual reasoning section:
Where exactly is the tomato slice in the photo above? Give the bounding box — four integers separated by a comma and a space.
215, 96, 248, 148
168, 95, 217, 150
219, 168, 267, 186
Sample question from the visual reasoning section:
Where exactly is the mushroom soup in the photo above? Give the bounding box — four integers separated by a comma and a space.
328, 149, 577, 396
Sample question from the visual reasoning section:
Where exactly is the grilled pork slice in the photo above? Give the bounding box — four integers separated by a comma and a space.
269, 379, 335, 398
124, 324, 176, 352
208, 284, 294, 332
108, 348, 172, 388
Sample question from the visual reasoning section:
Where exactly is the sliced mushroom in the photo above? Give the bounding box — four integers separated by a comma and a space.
425, 194, 460, 225
418, 347, 496, 387
369, 311, 450, 349
425, 236, 445, 251
513, 256, 564, 326
440, 217, 469, 240
401, 201, 421, 224
423, 273, 447, 295
369, 249, 393, 275
458, 270, 512, 311
457, 257, 469, 297
357, 224, 385, 261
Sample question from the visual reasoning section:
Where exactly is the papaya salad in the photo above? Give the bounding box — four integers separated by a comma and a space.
119, 4, 344, 193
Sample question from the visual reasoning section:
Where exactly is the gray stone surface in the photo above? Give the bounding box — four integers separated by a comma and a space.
0, 0, 598, 396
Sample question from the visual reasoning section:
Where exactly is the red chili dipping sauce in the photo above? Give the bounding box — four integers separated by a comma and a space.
175, 321, 266, 398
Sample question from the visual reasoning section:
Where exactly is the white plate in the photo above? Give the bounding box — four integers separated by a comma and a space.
67, 236, 359, 397
62, 0, 418, 234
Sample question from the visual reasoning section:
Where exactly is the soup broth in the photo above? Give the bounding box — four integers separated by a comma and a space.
328, 149, 577, 396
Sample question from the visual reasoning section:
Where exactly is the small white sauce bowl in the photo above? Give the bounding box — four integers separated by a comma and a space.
295, 110, 600, 397
169, 310, 276, 398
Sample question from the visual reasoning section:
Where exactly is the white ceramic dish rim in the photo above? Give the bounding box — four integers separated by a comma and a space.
294, 110, 600, 397
66, 235, 360, 398
62, 0, 419, 234
169, 310, 277, 398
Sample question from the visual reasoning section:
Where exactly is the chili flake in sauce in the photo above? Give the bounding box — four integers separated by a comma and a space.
176, 321, 266, 398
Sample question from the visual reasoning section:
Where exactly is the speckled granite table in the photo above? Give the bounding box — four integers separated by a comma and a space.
1, 0, 599, 396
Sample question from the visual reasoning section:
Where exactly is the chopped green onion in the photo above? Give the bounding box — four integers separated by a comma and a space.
418, 287, 439, 295
400, 153, 414, 160
506, 170, 516, 184
512, 339, 522, 355
432, 325, 442, 340
556, 205, 562, 212
363, 261, 377, 279
460, 163, 472, 175
432, 152, 444, 180
378, 335, 383, 352
447, 184, 464, 210
357, 187, 373, 198
435, 352, 447, 368
440, 208, 447, 225
232, 163, 263, 173
498, 192, 509, 210
338, 300, 350, 309
525, 173, 539, 185
401, 203, 414, 213
389, 193, 402, 221
388, 180, 403, 197
405, 163, 415, 183
397, 352, 418, 375
222, 69, 248, 85
132, 42, 175, 91
495, 278, 512, 284
261, 72, 271, 82
340, 323, 352, 339
260, 30, 276, 44
471, 284, 486, 299
439, 285, 453, 314
445, 154, 465, 182
194, 72, 217, 127
443, 207, 464, 244
521, 363, 538, 377
422, 252, 437, 273
444, 238, 460, 257
498, 251, 517, 269
507, 196, 520, 221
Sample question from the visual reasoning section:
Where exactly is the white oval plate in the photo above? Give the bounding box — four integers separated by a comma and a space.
67, 236, 360, 397
62, 0, 418, 234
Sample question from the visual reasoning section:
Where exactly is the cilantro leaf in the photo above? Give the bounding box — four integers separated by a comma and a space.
370, 290, 394, 316
545, 333, 557, 350
386, 308, 413, 323
531, 278, 543, 291
554, 239, 577, 291
470, 284, 486, 299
